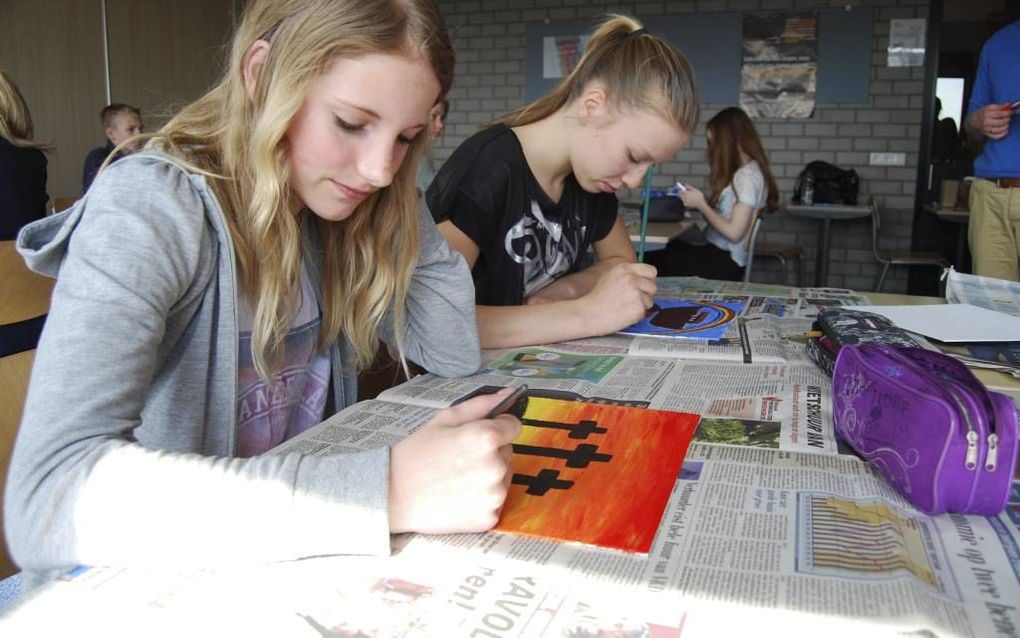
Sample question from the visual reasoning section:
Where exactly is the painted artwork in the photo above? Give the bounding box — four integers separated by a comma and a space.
740, 12, 818, 119
496, 397, 701, 553
619, 298, 744, 340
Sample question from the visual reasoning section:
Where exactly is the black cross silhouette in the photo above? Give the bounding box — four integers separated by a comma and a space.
512, 443, 612, 468
512, 469, 574, 496
520, 418, 606, 439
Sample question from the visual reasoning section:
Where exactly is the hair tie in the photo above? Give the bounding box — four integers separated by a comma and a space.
630, 28, 648, 37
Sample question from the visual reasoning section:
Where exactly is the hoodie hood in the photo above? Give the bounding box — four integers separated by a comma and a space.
16, 197, 87, 279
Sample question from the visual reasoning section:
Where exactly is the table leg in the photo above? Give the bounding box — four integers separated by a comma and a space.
814, 218, 831, 287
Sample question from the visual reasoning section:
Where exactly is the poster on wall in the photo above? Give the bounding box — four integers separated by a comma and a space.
542, 35, 590, 78
887, 18, 926, 67
740, 13, 818, 119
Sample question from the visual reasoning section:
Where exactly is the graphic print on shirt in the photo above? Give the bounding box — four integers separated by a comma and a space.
235, 272, 331, 457
506, 199, 586, 297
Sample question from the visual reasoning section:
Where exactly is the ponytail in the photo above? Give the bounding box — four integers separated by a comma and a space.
491, 15, 699, 135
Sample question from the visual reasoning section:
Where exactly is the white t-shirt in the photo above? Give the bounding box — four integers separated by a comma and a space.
704, 160, 768, 267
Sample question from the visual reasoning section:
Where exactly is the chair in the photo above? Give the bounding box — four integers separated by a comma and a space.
51, 196, 77, 215
0, 240, 55, 579
754, 242, 806, 287
741, 211, 764, 282
0, 352, 35, 579
743, 208, 807, 286
869, 195, 950, 292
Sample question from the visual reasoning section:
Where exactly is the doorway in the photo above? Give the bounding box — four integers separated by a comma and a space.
908, 0, 1017, 294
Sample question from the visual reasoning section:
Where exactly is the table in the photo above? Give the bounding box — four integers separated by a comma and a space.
3, 283, 1019, 636
1, 241, 53, 580
0, 241, 53, 326
620, 200, 681, 249
785, 202, 872, 287
924, 204, 971, 268
622, 208, 709, 252
624, 219, 680, 248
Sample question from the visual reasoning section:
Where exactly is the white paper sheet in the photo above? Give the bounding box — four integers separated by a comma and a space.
850, 303, 1020, 342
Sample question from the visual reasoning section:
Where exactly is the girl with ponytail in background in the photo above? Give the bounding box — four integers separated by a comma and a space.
428, 15, 699, 348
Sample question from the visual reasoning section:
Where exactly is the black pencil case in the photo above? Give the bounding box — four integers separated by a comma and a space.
806, 308, 919, 376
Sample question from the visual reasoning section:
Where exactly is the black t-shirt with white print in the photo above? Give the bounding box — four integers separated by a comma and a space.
427, 124, 617, 306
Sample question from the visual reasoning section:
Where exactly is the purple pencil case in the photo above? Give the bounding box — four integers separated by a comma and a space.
833, 344, 1019, 516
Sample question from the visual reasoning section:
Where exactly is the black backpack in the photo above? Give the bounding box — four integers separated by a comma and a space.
794, 161, 860, 205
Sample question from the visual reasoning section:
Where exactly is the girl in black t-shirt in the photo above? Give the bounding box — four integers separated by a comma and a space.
428, 15, 698, 348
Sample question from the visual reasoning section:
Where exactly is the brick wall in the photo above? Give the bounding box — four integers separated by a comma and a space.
434, 0, 935, 292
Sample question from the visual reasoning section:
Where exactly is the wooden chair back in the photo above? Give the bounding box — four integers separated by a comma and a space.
0, 241, 53, 326
0, 350, 36, 578
51, 197, 77, 214
0, 240, 55, 578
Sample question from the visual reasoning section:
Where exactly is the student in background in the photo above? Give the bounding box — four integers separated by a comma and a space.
0, 70, 49, 241
428, 16, 697, 348
8, 0, 517, 591
644, 107, 778, 281
416, 97, 448, 192
964, 18, 1020, 280
931, 97, 960, 163
81, 103, 143, 192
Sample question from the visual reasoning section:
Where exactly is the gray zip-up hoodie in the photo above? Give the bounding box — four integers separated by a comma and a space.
6, 152, 481, 589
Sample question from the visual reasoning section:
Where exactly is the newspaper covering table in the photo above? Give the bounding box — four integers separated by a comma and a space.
1, 278, 1017, 637
935, 269, 1020, 379
360, 279, 880, 457
946, 268, 1020, 318
5, 418, 1017, 637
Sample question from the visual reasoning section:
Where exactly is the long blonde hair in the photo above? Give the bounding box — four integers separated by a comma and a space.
151, 0, 454, 380
0, 70, 52, 150
493, 15, 699, 135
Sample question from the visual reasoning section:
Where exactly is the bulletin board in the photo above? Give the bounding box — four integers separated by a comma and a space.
524, 9, 874, 107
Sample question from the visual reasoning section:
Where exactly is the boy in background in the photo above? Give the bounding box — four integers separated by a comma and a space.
81, 103, 142, 192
